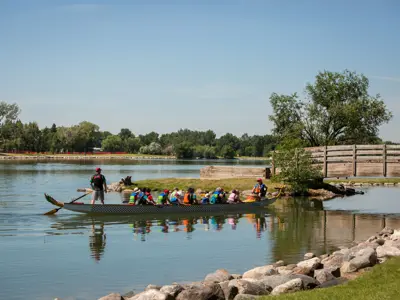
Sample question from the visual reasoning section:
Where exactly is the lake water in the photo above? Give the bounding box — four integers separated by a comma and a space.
1, 160, 400, 300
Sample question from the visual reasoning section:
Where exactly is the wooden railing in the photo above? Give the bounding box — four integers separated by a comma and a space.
303, 144, 400, 178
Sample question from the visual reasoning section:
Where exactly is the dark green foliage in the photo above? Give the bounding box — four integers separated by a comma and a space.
269, 70, 392, 146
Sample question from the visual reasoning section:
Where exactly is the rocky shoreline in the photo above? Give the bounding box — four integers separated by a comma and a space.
93, 227, 400, 300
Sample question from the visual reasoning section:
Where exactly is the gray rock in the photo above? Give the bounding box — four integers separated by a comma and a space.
274, 260, 285, 267
258, 274, 318, 290
322, 253, 345, 269
390, 230, 400, 241
123, 292, 135, 299
98, 293, 124, 300
271, 278, 303, 295
128, 289, 174, 300
232, 274, 243, 279
205, 269, 233, 283
291, 274, 320, 289
376, 245, 400, 258
159, 285, 184, 297
319, 254, 329, 260
242, 265, 277, 279
379, 227, 394, 235
383, 240, 400, 249
276, 266, 294, 275
219, 280, 238, 300
145, 284, 162, 291
233, 294, 261, 300
316, 277, 349, 289
228, 279, 272, 296
291, 266, 314, 277
314, 269, 335, 284
296, 257, 321, 271
340, 261, 357, 274
366, 235, 378, 243
176, 282, 225, 300
304, 252, 316, 260
350, 247, 377, 270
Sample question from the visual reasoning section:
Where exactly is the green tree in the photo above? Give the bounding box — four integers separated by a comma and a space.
101, 135, 123, 152
269, 70, 392, 146
118, 128, 133, 140
173, 142, 194, 159
124, 137, 141, 153
220, 145, 236, 159
272, 139, 322, 193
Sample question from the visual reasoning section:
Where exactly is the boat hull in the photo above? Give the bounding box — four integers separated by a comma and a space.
62, 200, 276, 215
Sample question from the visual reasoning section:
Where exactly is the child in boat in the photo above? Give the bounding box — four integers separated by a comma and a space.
128, 187, 140, 205
201, 192, 210, 204
227, 189, 242, 204
183, 187, 196, 205
143, 188, 155, 205
252, 178, 267, 198
210, 187, 225, 204
157, 189, 171, 205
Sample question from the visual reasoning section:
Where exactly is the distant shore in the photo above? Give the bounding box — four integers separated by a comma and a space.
0, 153, 269, 161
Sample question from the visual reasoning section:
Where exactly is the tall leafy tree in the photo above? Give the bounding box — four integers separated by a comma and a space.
269, 70, 392, 146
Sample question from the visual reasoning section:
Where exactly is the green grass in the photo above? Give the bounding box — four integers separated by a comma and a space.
124, 178, 284, 192
261, 257, 400, 300
325, 178, 400, 184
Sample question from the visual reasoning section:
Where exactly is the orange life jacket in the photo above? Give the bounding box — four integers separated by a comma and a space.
183, 192, 191, 204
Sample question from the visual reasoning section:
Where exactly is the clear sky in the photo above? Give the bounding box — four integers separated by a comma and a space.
1, 0, 400, 140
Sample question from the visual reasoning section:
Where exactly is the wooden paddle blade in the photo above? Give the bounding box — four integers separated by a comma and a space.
43, 207, 61, 215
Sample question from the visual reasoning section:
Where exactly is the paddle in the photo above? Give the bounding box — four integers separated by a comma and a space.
44, 192, 91, 215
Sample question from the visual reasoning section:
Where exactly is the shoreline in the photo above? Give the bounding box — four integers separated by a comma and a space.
0, 154, 269, 161
96, 227, 400, 300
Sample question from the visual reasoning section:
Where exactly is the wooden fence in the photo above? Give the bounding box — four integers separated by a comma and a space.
272, 144, 400, 178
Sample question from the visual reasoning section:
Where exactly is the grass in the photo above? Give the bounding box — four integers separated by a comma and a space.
260, 257, 400, 300
325, 178, 400, 184
124, 178, 284, 192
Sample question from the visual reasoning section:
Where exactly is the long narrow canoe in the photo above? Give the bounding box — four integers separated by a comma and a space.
44, 192, 281, 216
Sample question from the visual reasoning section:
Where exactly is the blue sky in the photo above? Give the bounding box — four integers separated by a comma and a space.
1, 0, 400, 140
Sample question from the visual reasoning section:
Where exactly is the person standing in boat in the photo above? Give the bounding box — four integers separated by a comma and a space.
252, 178, 267, 198
90, 167, 107, 205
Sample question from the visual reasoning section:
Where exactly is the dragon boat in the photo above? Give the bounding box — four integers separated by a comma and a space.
44, 190, 283, 216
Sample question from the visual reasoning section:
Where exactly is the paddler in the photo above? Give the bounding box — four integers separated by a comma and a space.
252, 178, 267, 198
90, 167, 107, 205
157, 189, 171, 205
129, 187, 140, 205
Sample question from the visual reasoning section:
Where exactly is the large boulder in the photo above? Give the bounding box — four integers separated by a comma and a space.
383, 240, 400, 250
219, 280, 238, 300
379, 227, 394, 235
271, 278, 303, 296
258, 274, 318, 290
341, 247, 377, 273
98, 293, 124, 300
159, 285, 184, 298
296, 257, 322, 271
314, 269, 335, 284
390, 230, 400, 241
304, 253, 316, 260
376, 244, 400, 258
276, 266, 295, 275
128, 289, 174, 300
228, 279, 272, 296
322, 254, 345, 269
176, 282, 225, 300
242, 265, 277, 279
205, 269, 233, 283
145, 284, 162, 291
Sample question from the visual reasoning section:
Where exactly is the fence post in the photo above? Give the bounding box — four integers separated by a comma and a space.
352, 144, 357, 177
323, 146, 328, 178
383, 144, 387, 177
271, 151, 276, 176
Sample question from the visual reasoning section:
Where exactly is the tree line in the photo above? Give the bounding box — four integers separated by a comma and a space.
0, 70, 395, 161
0, 106, 277, 158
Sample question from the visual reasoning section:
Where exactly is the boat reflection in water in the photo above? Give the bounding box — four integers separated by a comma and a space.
49, 197, 400, 264
89, 221, 106, 262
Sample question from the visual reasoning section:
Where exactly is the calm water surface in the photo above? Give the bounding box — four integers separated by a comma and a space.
1, 160, 400, 300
